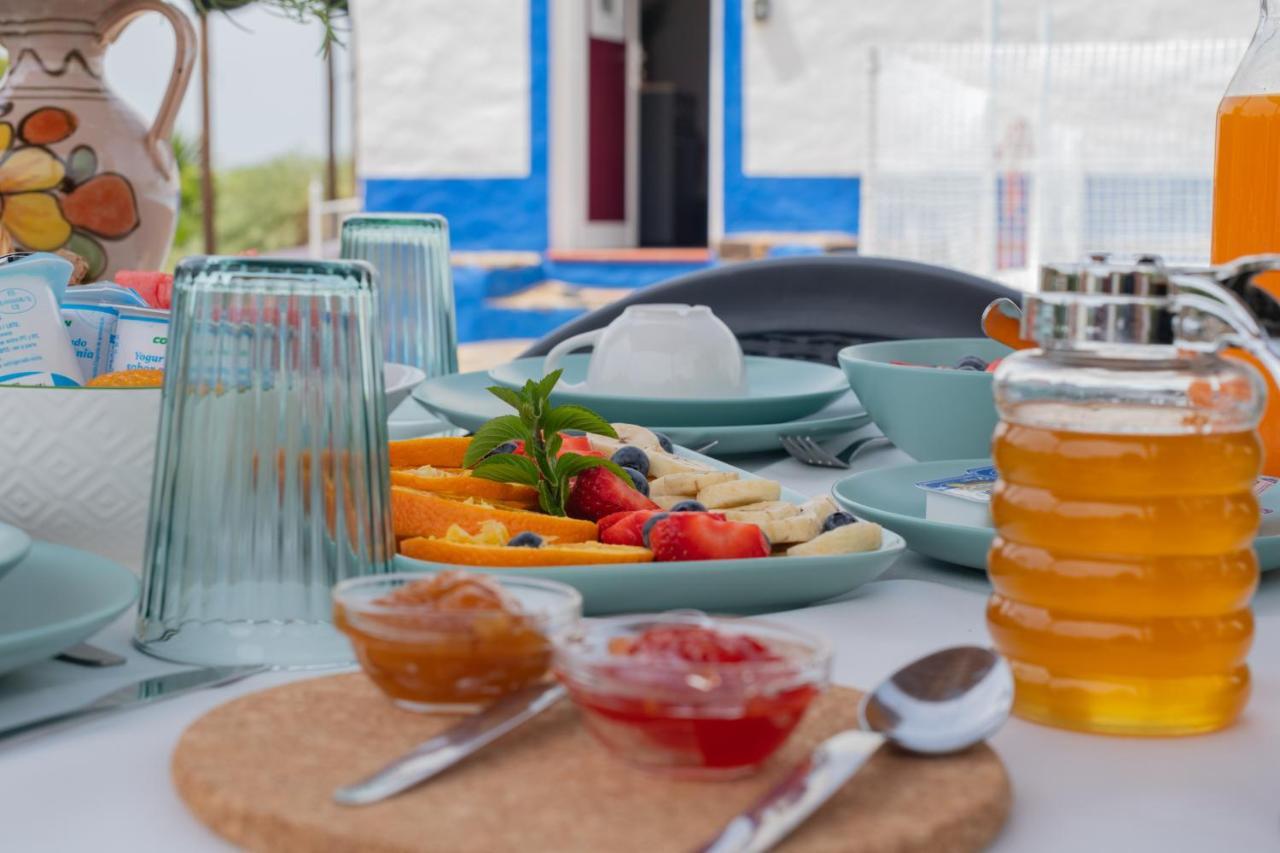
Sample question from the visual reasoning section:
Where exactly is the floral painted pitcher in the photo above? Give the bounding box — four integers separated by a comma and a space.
0, 1, 195, 278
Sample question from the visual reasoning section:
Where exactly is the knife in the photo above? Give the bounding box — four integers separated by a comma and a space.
334, 681, 568, 806
0, 665, 264, 746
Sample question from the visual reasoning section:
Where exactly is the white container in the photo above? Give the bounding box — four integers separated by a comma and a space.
61, 303, 118, 379
109, 305, 169, 372
0, 254, 83, 387
0, 386, 160, 572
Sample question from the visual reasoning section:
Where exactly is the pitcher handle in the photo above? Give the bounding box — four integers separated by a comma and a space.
98, 0, 197, 180
544, 330, 602, 392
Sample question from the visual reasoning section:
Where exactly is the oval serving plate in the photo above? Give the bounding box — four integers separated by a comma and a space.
394, 449, 904, 615
487, 355, 848, 427
834, 458, 1280, 573
0, 521, 32, 586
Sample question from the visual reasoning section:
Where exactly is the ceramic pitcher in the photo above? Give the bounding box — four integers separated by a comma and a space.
0, 0, 195, 279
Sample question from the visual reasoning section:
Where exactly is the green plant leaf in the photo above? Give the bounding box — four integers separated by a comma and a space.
545, 431, 564, 458
554, 453, 631, 485
543, 405, 617, 439
470, 453, 541, 486
462, 415, 528, 467
485, 385, 525, 411
536, 369, 564, 402
536, 480, 561, 516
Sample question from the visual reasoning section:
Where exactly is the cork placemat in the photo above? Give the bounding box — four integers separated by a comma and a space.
172, 674, 1011, 853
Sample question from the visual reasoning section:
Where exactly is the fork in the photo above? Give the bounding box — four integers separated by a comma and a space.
780, 434, 888, 469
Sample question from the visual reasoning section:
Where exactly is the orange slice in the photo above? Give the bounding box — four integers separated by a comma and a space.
391, 486, 597, 543
390, 468, 538, 508
388, 436, 473, 469
85, 368, 164, 388
401, 536, 652, 567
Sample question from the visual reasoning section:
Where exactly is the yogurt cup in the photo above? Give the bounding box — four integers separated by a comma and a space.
0, 253, 83, 387
61, 303, 119, 380
109, 305, 169, 373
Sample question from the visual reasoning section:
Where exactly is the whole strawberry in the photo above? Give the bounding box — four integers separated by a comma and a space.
566, 466, 659, 521
647, 513, 770, 561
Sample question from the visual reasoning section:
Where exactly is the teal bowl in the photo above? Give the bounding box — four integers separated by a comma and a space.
838, 338, 1012, 461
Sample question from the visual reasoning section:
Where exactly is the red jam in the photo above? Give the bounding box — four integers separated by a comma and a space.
562, 624, 820, 776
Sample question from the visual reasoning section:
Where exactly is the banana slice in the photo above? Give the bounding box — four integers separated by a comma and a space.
650, 470, 738, 496
587, 433, 623, 456
721, 501, 802, 522
612, 423, 663, 450
651, 492, 687, 510
751, 512, 822, 544
647, 451, 715, 479
799, 495, 840, 520
698, 478, 782, 509
788, 522, 883, 556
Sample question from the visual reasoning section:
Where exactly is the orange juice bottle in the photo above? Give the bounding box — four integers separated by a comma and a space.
989, 259, 1273, 736
1213, 1, 1280, 472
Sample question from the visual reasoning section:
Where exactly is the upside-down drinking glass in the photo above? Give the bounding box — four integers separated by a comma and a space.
136, 257, 394, 667
340, 214, 458, 377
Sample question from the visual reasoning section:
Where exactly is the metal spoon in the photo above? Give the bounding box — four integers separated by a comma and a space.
697, 646, 1013, 853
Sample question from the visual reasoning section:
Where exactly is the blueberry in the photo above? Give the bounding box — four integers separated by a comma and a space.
508, 531, 544, 548
611, 446, 650, 476
653, 431, 674, 453
953, 355, 989, 372
620, 466, 649, 495
822, 511, 857, 532
671, 500, 707, 512
641, 512, 671, 547
485, 440, 519, 458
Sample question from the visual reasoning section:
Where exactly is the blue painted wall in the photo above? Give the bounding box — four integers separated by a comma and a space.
720, 1, 860, 236
363, 0, 550, 251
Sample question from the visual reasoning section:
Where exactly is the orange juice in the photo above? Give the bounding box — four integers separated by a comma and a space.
988, 402, 1261, 736
1212, 93, 1280, 474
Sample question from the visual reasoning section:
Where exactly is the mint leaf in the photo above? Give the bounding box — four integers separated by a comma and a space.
470, 453, 540, 486
555, 452, 632, 486
486, 385, 525, 411
536, 369, 563, 403
462, 415, 528, 467
543, 405, 617, 439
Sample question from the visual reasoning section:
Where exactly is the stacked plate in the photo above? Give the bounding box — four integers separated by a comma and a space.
0, 521, 138, 677
412, 354, 870, 456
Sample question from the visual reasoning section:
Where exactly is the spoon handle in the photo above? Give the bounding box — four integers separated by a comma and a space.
695, 729, 886, 853
333, 682, 568, 806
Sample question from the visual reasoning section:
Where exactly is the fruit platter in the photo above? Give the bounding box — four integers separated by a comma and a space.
390, 371, 904, 613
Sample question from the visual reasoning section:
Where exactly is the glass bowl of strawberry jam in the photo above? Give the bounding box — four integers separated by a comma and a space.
333, 570, 581, 713
554, 611, 830, 779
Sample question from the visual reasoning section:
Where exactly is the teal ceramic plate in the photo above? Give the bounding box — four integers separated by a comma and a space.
0, 542, 139, 677
395, 449, 904, 615
838, 338, 1011, 461
834, 458, 1280, 572
488, 355, 848, 427
0, 521, 31, 585
412, 369, 871, 456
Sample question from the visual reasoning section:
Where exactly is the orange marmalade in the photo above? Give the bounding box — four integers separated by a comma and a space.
334, 571, 566, 712
989, 402, 1261, 735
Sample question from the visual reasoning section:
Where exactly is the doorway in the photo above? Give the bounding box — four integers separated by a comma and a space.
638, 0, 710, 247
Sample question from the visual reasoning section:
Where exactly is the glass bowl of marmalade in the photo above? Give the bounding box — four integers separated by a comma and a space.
333, 570, 581, 713
554, 611, 830, 779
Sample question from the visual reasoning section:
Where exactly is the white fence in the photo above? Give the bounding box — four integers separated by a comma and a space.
858, 40, 1249, 289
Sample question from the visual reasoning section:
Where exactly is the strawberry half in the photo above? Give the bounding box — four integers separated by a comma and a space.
598, 509, 664, 546
566, 466, 659, 521
647, 513, 770, 562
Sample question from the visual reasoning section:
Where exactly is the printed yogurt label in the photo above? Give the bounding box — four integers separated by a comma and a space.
109, 306, 169, 373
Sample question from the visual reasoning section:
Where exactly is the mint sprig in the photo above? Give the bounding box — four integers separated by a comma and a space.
462, 370, 631, 515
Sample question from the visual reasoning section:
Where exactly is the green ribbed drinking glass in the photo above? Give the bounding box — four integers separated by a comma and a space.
136, 257, 393, 667
340, 213, 458, 377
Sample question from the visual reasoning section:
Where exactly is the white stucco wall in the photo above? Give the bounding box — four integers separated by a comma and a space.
741, 0, 1260, 177
352, 0, 530, 178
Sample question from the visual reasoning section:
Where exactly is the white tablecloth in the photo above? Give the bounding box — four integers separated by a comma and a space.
3, 427, 1279, 852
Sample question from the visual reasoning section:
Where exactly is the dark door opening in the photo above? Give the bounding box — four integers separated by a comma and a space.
639, 0, 709, 247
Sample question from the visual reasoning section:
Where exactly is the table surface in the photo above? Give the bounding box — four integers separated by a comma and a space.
3, 415, 1279, 853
